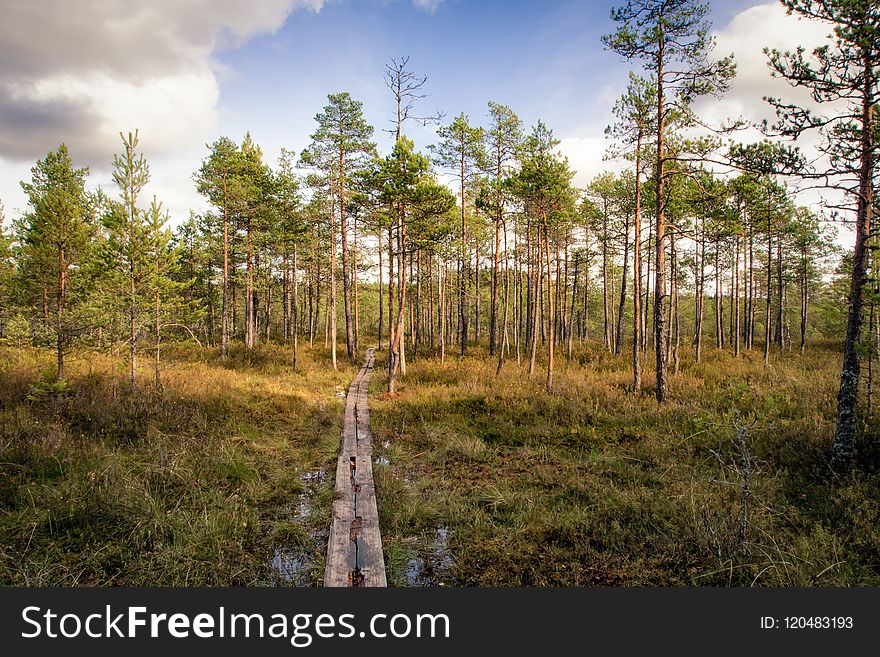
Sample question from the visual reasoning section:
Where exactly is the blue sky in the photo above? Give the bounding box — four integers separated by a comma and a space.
216, 0, 759, 162
218, 0, 628, 142
0, 0, 839, 236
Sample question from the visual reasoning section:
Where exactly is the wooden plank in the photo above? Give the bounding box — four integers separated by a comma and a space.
324, 348, 386, 587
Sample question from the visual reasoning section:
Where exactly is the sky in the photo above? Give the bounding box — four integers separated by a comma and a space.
0, 0, 843, 242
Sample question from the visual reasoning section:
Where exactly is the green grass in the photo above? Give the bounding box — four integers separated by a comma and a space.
3, 337, 878, 587
0, 343, 357, 586
369, 340, 880, 586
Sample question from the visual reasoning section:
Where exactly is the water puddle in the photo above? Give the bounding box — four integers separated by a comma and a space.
268, 469, 327, 586
270, 548, 312, 586
301, 469, 327, 486
404, 526, 454, 586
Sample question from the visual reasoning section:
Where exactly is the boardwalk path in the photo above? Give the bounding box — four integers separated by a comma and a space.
324, 348, 387, 587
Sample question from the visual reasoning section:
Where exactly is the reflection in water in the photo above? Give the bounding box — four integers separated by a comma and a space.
405, 526, 454, 587
271, 548, 311, 586
268, 469, 327, 586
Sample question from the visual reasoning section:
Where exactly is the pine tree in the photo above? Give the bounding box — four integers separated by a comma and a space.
376, 137, 434, 392
195, 138, 244, 359
145, 197, 186, 388
510, 122, 577, 391
607, 73, 656, 390
308, 93, 376, 362
173, 213, 217, 343
763, 0, 879, 470
105, 130, 151, 389
18, 145, 95, 381
237, 133, 272, 351
0, 200, 13, 339
274, 148, 306, 367
485, 102, 523, 358
431, 114, 486, 356
604, 0, 736, 402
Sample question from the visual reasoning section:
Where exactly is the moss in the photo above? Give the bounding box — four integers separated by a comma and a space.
0, 343, 355, 586
371, 342, 880, 586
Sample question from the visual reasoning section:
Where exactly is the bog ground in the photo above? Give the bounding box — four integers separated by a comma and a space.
2, 341, 878, 586
0, 0, 878, 588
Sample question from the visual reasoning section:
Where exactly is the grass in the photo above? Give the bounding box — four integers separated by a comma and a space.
3, 336, 878, 587
369, 339, 880, 586
0, 342, 357, 586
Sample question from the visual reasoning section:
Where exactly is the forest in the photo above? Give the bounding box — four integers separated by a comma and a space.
0, 0, 878, 587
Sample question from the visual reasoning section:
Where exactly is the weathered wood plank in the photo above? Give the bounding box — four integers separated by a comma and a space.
324, 349, 386, 587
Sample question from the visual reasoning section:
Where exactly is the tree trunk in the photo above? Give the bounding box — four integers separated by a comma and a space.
130, 235, 137, 389
528, 248, 541, 379
340, 146, 355, 361
584, 247, 591, 343
389, 204, 407, 393
734, 232, 741, 357
439, 255, 446, 363
695, 215, 705, 363
643, 221, 651, 351
388, 224, 394, 352
800, 245, 808, 356
429, 253, 436, 350
309, 234, 316, 346
56, 247, 65, 381
329, 192, 338, 371
497, 221, 511, 376
569, 255, 580, 364
747, 215, 755, 350
293, 244, 299, 371
475, 245, 481, 344
616, 212, 630, 356
776, 222, 784, 349
764, 202, 772, 366
526, 221, 533, 348
378, 236, 384, 350
245, 216, 256, 350
715, 241, 723, 350
221, 180, 229, 360
632, 139, 643, 388
602, 204, 611, 352
415, 249, 422, 357
514, 230, 522, 364
544, 219, 555, 391
654, 46, 669, 402
670, 233, 680, 374
831, 70, 874, 469
490, 141, 503, 356
460, 149, 468, 356
353, 212, 360, 352
283, 251, 291, 343
868, 302, 875, 418
155, 245, 161, 389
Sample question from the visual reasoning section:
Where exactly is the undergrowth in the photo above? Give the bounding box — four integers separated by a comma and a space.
370, 340, 880, 586
0, 343, 355, 586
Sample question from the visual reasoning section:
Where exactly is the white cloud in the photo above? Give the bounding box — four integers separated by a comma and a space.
698, 2, 853, 248
558, 136, 626, 190
696, 2, 832, 130
0, 0, 324, 222
412, 0, 444, 14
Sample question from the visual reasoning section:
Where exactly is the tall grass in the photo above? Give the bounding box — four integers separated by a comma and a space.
0, 343, 356, 586
370, 341, 880, 586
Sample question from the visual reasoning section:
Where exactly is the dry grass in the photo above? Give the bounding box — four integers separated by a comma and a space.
0, 343, 357, 586
3, 336, 878, 587
370, 340, 880, 586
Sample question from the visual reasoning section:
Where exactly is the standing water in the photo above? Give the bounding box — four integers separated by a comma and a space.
267, 469, 327, 586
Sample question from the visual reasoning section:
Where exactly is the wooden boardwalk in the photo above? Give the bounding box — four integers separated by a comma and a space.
324, 348, 387, 587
